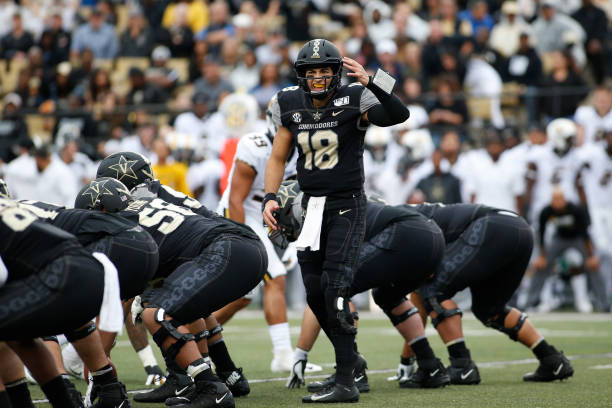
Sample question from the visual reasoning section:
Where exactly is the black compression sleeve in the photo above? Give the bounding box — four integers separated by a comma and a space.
366, 88, 410, 126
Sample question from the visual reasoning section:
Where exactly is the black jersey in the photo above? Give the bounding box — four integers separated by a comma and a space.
365, 202, 423, 241
118, 197, 258, 277
404, 203, 496, 243
19, 201, 140, 246
273, 83, 380, 196
0, 198, 81, 281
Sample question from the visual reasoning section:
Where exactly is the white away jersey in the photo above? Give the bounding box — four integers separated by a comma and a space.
218, 132, 297, 217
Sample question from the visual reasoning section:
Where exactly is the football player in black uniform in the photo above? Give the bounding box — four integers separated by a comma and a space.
272, 183, 451, 390
96, 152, 252, 401
263, 39, 410, 403
76, 178, 267, 408
395, 203, 573, 384
0, 197, 114, 407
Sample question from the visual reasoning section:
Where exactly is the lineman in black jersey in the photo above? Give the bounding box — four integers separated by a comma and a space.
263, 39, 410, 403
398, 203, 573, 384
0, 197, 118, 408
96, 152, 254, 401
272, 183, 451, 390
76, 178, 266, 408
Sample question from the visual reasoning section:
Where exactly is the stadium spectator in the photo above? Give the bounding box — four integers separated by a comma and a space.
39, 9, 71, 66
574, 87, 612, 145
427, 75, 469, 139
145, 45, 179, 100
126, 67, 167, 105
371, 40, 404, 87
193, 55, 234, 112
196, 0, 235, 57
458, 0, 494, 38
156, 1, 195, 58
118, 8, 155, 57
0, 93, 28, 164
250, 63, 282, 110
96, 0, 118, 26
140, 0, 170, 30
70, 8, 119, 60
572, 0, 608, 84
161, 0, 208, 35
392, 2, 430, 43
538, 50, 588, 119
0, 0, 17, 38
489, 1, 532, 58
531, 1, 585, 55
173, 92, 209, 147
85, 68, 117, 109
363, 0, 395, 44
1, 13, 34, 60
152, 136, 192, 195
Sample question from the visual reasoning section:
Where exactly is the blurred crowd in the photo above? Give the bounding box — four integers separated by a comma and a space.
0, 0, 610, 312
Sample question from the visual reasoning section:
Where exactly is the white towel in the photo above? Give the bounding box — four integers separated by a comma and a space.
92, 252, 124, 333
295, 196, 326, 251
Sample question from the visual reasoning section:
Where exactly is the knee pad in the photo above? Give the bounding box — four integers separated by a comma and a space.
151, 308, 195, 360
484, 306, 526, 341
41, 335, 59, 343
422, 297, 462, 328
207, 324, 223, 338
194, 330, 209, 342
386, 307, 419, 326
65, 321, 96, 342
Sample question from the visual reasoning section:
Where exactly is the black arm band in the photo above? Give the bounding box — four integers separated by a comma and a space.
262, 192, 277, 212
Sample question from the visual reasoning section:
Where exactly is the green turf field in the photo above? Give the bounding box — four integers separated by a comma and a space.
31, 312, 612, 407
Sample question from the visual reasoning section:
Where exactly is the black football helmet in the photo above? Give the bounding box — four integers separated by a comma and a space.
294, 39, 343, 100
0, 179, 10, 199
268, 180, 304, 249
96, 151, 155, 190
75, 177, 132, 212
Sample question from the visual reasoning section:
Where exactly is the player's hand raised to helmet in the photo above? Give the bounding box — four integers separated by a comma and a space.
343, 57, 370, 87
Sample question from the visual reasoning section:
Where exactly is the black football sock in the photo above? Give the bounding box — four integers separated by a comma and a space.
331, 334, 356, 387
532, 339, 557, 360
447, 338, 471, 359
208, 339, 237, 373
0, 391, 12, 408
409, 336, 436, 367
40, 376, 73, 408
6, 378, 34, 408
91, 364, 116, 386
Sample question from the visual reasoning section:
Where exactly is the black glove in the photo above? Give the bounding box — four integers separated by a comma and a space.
332, 288, 357, 335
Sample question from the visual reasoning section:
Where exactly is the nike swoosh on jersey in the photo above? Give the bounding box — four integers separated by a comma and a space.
460, 369, 474, 380
429, 369, 439, 377
332, 110, 344, 116
311, 391, 334, 401
553, 364, 563, 376
339, 209, 351, 215
216, 393, 228, 404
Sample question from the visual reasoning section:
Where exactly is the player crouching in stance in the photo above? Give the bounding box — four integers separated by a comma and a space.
263, 39, 410, 403
396, 203, 574, 384
273, 184, 451, 391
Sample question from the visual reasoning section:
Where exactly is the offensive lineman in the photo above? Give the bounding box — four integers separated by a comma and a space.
262, 39, 410, 403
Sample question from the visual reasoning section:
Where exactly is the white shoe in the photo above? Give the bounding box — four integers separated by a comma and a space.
305, 362, 322, 373
270, 348, 294, 372
62, 343, 85, 380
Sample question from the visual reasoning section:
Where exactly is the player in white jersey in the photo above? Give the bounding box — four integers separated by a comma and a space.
580, 130, 612, 307
574, 87, 612, 146
524, 119, 587, 225
216, 94, 300, 372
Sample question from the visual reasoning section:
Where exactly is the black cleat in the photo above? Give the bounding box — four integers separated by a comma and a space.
91, 382, 132, 408
133, 371, 193, 403
399, 359, 450, 389
447, 357, 481, 385
302, 383, 359, 404
218, 368, 250, 397
523, 350, 574, 382
169, 380, 234, 408
307, 355, 369, 393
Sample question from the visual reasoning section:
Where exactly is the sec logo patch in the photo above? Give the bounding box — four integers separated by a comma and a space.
292, 112, 302, 123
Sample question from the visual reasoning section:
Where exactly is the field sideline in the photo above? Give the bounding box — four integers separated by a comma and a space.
31, 312, 612, 407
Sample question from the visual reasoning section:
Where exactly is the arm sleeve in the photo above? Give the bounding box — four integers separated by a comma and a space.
362, 87, 410, 127
538, 207, 550, 247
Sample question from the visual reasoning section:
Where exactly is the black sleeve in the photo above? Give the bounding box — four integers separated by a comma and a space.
574, 206, 590, 239
366, 92, 410, 127
538, 206, 551, 247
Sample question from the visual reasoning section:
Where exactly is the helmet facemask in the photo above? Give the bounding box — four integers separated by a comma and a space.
295, 63, 342, 100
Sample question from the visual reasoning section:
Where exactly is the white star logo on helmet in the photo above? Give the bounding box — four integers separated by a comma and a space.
81, 179, 114, 207
108, 155, 140, 181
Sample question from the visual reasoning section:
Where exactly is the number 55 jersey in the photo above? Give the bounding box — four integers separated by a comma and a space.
271, 83, 380, 196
